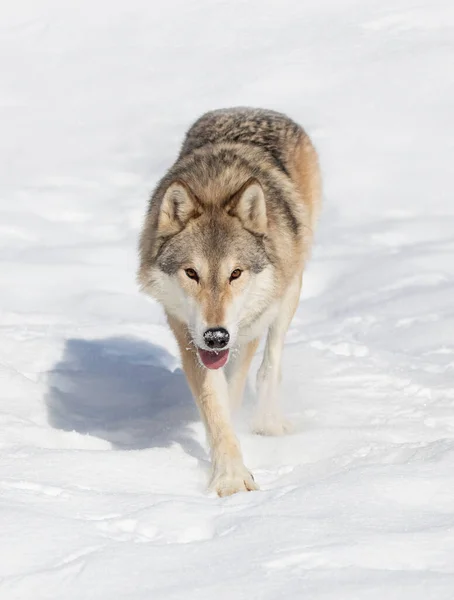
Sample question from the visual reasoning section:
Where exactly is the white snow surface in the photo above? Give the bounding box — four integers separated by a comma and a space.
1, 0, 454, 598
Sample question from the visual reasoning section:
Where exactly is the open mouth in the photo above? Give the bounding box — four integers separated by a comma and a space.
197, 348, 230, 370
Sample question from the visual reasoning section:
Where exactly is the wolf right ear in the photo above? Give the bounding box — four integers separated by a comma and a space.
157, 182, 201, 236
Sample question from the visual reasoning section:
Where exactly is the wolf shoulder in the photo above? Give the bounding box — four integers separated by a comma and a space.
179, 106, 306, 159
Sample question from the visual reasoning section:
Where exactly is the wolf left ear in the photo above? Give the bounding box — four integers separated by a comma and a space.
228, 179, 267, 235
157, 181, 200, 236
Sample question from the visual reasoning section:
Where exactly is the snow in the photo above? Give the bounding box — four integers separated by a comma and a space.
1, 0, 454, 597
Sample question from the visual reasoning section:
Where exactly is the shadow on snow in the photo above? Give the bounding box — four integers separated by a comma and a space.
45, 336, 206, 463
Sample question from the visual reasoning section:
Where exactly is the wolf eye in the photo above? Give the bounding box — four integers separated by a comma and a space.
185, 268, 199, 282
230, 269, 242, 281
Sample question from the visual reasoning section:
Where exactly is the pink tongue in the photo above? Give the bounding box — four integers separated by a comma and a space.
198, 348, 230, 369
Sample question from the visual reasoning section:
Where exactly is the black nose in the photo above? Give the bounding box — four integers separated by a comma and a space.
203, 327, 230, 349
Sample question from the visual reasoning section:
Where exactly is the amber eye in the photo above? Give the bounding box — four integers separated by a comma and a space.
185, 268, 199, 282
230, 269, 242, 281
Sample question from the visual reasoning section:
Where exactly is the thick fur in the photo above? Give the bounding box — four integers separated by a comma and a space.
138, 107, 321, 496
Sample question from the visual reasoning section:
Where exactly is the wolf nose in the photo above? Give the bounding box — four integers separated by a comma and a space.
203, 327, 230, 349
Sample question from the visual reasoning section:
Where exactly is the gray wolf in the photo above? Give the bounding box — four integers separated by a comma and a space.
138, 107, 321, 496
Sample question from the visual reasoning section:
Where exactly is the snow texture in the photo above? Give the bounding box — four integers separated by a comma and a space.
1, 0, 454, 598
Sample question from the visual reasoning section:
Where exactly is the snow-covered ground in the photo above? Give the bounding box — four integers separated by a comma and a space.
1, 0, 454, 597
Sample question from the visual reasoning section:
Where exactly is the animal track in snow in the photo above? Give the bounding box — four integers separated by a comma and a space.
96, 510, 214, 544
310, 340, 369, 358
0, 480, 64, 497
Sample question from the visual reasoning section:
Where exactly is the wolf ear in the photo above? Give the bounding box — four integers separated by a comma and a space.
228, 179, 267, 235
157, 182, 200, 236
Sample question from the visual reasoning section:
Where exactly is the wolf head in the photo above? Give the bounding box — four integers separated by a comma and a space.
139, 178, 276, 369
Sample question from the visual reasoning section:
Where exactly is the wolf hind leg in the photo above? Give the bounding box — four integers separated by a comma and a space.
253, 274, 302, 436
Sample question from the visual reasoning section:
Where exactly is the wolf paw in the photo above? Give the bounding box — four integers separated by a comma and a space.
253, 413, 293, 436
210, 463, 259, 497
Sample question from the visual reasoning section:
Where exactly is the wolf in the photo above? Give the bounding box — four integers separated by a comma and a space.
138, 107, 321, 496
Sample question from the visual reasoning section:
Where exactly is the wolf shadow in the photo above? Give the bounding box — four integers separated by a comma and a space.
45, 336, 206, 462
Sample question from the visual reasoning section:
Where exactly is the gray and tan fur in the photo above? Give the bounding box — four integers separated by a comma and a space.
138, 107, 321, 496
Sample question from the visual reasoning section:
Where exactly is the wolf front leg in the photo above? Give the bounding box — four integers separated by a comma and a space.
167, 314, 258, 497
226, 338, 260, 412
253, 274, 302, 435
